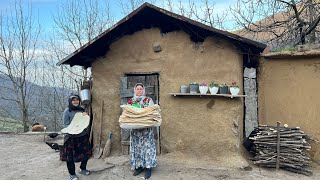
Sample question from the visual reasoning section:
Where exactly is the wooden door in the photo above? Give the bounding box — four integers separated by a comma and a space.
120, 74, 160, 154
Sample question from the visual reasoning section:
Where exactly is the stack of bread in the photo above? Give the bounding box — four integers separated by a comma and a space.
119, 104, 162, 129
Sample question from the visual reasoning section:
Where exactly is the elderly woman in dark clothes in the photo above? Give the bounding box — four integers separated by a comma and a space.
62, 94, 92, 180
127, 83, 157, 179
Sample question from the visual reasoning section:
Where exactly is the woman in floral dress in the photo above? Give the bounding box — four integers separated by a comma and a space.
127, 83, 157, 179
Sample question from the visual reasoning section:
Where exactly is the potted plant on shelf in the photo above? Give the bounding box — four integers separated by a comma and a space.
209, 82, 219, 94
229, 81, 240, 95
219, 83, 228, 94
189, 82, 199, 94
199, 82, 209, 94
180, 84, 188, 93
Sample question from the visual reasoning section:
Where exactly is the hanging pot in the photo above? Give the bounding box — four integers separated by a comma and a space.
80, 89, 91, 104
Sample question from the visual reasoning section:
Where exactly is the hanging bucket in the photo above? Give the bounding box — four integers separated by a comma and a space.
80, 89, 91, 104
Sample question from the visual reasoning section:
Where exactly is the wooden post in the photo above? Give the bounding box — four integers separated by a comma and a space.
43, 127, 47, 142
276, 121, 281, 170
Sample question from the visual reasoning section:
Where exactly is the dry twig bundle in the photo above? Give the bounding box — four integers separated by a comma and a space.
250, 124, 312, 176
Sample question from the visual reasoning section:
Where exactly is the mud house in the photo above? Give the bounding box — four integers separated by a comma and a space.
58, 3, 266, 164
258, 51, 320, 161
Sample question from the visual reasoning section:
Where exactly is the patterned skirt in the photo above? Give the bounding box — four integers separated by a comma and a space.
62, 134, 92, 162
130, 127, 157, 169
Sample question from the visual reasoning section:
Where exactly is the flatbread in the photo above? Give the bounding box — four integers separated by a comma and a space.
119, 105, 162, 129
61, 112, 90, 134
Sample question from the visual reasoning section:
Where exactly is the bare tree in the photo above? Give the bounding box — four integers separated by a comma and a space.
0, 0, 41, 132
52, 0, 113, 87
41, 26, 95, 131
118, 0, 158, 15
185, 0, 228, 29
231, 0, 320, 49
118, 0, 228, 29
38, 49, 78, 131
54, 0, 113, 50
52, 0, 113, 80
32, 0, 114, 130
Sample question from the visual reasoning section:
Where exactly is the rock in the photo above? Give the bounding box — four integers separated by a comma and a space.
152, 42, 162, 52
32, 125, 45, 132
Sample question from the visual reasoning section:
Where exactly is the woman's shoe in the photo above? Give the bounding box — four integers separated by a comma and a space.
133, 167, 144, 176
144, 168, 151, 179
79, 169, 92, 176
69, 174, 78, 180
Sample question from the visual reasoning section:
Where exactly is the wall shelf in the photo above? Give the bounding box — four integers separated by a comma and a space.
169, 93, 247, 98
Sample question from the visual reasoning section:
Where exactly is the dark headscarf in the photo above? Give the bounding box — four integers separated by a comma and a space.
68, 94, 84, 112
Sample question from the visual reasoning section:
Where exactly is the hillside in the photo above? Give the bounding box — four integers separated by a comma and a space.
0, 74, 72, 131
0, 116, 24, 132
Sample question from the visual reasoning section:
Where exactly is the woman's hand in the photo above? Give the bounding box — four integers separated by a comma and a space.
154, 132, 158, 140
82, 112, 88, 116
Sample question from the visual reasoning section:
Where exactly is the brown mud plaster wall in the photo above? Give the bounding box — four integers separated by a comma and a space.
91, 28, 245, 162
258, 57, 320, 160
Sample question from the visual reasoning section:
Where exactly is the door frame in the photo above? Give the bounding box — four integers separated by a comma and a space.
120, 72, 161, 154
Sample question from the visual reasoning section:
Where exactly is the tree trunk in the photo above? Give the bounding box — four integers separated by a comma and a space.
23, 108, 28, 132
308, 0, 316, 43
54, 92, 57, 132
20, 82, 28, 132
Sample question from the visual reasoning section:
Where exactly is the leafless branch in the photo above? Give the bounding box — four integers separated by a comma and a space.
0, 0, 41, 132
231, 0, 320, 49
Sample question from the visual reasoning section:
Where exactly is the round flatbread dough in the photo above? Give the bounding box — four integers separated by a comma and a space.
61, 113, 90, 134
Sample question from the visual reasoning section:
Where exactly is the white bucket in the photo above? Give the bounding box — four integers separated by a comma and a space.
80, 89, 91, 104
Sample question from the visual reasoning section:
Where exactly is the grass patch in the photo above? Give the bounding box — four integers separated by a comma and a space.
271, 46, 296, 52
0, 117, 24, 132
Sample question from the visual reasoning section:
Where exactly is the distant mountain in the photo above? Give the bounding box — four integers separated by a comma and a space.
0, 74, 20, 118
0, 74, 73, 131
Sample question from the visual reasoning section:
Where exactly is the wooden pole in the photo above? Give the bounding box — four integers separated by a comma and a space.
276, 121, 281, 170
43, 127, 47, 142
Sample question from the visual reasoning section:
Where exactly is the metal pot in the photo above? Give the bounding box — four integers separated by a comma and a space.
80, 89, 91, 104
180, 86, 188, 93
219, 86, 228, 94
189, 84, 199, 94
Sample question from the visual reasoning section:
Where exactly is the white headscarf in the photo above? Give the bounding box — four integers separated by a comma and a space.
133, 83, 146, 98
130, 83, 154, 107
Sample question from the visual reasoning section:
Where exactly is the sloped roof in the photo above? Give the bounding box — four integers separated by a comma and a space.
57, 3, 266, 67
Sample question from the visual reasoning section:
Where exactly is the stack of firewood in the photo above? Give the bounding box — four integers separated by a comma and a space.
250, 124, 312, 176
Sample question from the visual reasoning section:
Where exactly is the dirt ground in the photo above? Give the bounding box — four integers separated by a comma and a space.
1, 133, 320, 180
